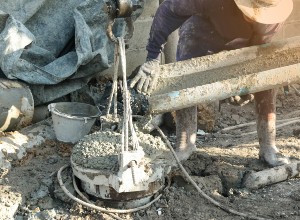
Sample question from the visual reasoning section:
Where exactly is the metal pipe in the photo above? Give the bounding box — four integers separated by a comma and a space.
148, 36, 300, 113
149, 62, 300, 113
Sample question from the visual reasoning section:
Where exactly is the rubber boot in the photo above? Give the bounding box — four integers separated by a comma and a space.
255, 89, 289, 167
175, 106, 197, 161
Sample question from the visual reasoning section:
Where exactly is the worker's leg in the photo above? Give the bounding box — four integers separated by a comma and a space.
175, 106, 197, 160
173, 15, 214, 160
254, 89, 289, 167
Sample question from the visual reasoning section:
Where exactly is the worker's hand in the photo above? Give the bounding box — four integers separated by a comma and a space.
225, 38, 249, 50
130, 58, 160, 94
228, 94, 254, 106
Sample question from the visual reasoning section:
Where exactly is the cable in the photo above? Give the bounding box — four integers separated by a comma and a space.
57, 165, 164, 214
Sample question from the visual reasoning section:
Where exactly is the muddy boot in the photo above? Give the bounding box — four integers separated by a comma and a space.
259, 145, 289, 167
255, 89, 289, 167
175, 106, 197, 161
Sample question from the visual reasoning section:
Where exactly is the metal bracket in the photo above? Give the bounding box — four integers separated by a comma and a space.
106, 0, 141, 43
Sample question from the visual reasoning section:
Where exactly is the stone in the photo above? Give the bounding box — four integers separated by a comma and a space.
231, 114, 241, 124
0, 157, 11, 178
0, 190, 22, 220
38, 197, 55, 210
31, 184, 49, 200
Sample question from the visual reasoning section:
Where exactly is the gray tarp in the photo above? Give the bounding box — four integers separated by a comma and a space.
0, 0, 143, 105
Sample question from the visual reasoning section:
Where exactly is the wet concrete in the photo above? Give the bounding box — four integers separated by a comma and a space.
71, 129, 171, 171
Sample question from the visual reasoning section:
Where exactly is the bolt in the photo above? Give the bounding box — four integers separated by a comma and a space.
130, 160, 137, 185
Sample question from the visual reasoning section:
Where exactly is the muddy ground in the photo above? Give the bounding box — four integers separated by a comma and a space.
1, 86, 300, 220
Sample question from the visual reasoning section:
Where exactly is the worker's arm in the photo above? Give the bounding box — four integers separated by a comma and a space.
226, 22, 282, 50
249, 23, 282, 45
147, 0, 205, 60
130, 0, 205, 93
225, 22, 282, 106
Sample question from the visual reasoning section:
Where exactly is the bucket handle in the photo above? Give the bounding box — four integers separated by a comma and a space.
48, 103, 101, 120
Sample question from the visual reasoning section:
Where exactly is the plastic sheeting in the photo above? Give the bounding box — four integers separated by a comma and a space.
0, 0, 143, 104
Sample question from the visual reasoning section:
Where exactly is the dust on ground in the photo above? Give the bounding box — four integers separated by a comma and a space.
1, 86, 300, 220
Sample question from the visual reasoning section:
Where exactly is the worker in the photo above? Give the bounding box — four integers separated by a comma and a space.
130, 0, 293, 167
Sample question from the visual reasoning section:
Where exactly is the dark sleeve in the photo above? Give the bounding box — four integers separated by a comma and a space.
146, 0, 205, 60
249, 23, 283, 46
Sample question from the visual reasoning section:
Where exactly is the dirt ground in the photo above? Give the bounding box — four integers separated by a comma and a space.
1, 86, 300, 220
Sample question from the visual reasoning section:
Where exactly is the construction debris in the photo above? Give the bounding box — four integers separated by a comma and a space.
243, 162, 300, 189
